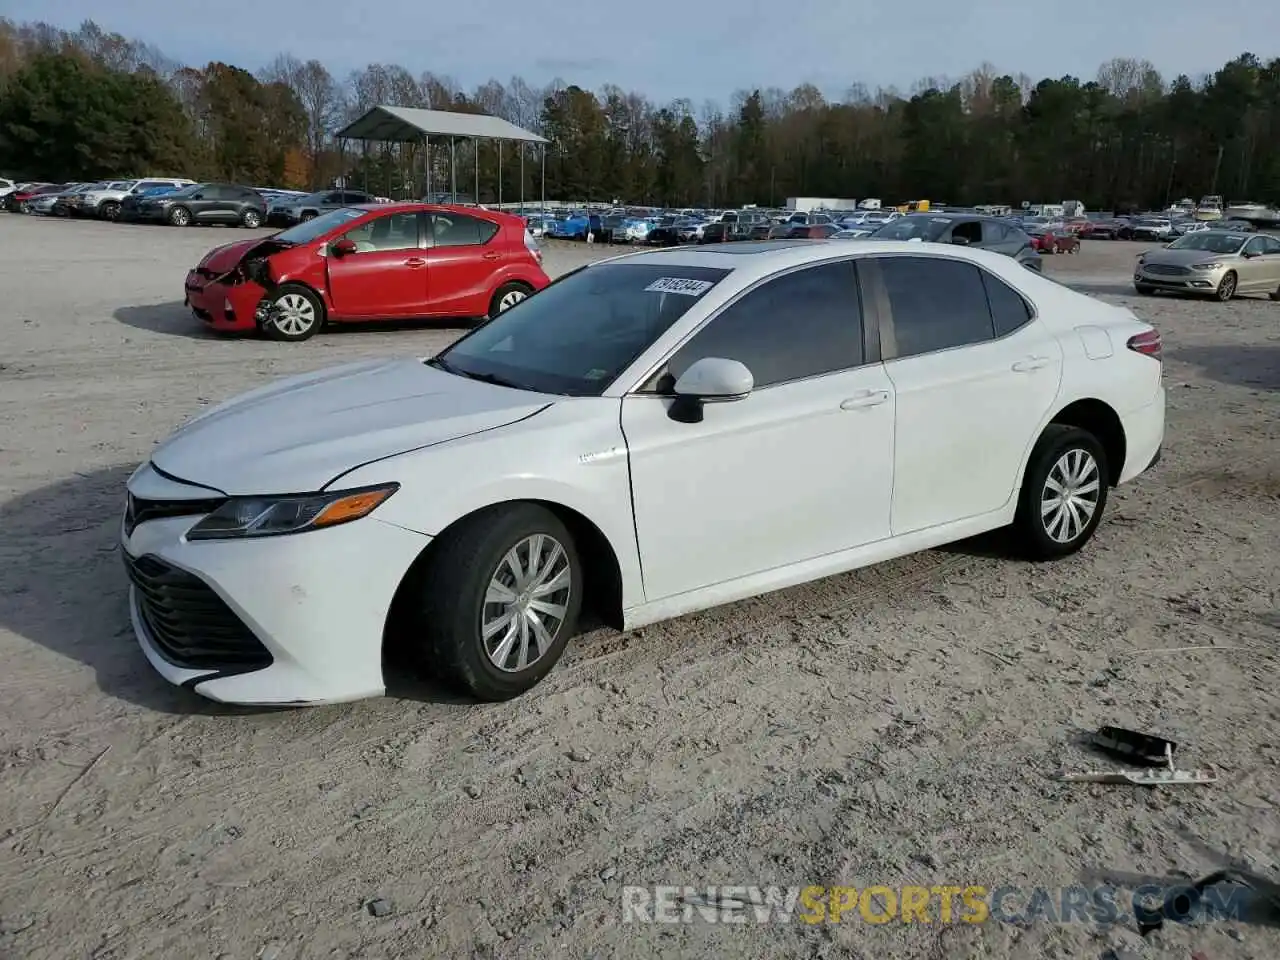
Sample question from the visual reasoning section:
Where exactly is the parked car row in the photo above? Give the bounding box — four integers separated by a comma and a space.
2, 178, 311, 227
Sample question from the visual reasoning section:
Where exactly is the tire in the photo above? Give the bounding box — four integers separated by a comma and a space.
241, 208, 263, 228
299, 211, 317, 222
1134, 284, 1156, 295
167, 205, 192, 227
18, 200, 29, 214
99, 201, 120, 222
1012, 425, 1109, 560
1269, 283, 1280, 302
411, 503, 583, 701
260, 284, 324, 341
488, 281, 532, 319
1214, 270, 1237, 302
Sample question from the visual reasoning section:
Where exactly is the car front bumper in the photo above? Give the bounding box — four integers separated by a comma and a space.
122, 497, 432, 705
184, 271, 269, 332
1133, 266, 1222, 292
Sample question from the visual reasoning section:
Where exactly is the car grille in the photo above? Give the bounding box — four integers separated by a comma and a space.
124, 552, 273, 671
1143, 264, 1188, 276
124, 493, 225, 536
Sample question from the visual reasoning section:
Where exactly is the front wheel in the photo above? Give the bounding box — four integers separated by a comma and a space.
1215, 270, 1237, 302
260, 284, 324, 341
488, 281, 532, 319
412, 504, 583, 701
1012, 425, 1109, 560
99, 201, 120, 221
168, 205, 192, 227
1134, 283, 1156, 295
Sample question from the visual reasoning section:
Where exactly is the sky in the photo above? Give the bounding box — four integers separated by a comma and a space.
10, 0, 1274, 105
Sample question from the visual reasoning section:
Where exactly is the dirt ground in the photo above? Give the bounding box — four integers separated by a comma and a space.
1, 218, 1277, 960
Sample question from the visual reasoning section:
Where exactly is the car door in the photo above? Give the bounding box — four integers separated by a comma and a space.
620, 259, 896, 601
1237, 236, 1273, 292
423, 212, 503, 316
324, 211, 427, 319
1255, 235, 1280, 293
863, 254, 1063, 535
193, 185, 232, 222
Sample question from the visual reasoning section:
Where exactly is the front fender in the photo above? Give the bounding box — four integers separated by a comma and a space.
333, 399, 644, 609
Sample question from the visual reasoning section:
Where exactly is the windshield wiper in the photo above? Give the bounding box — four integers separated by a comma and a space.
427, 355, 524, 390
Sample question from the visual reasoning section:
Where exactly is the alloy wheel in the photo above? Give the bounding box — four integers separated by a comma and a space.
243, 210, 261, 228
1040, 448, 1101, 544
498, 289, 527, 311
480, 534, 572, 673
1217, 272, 1236, 301
269, 293, 316, 336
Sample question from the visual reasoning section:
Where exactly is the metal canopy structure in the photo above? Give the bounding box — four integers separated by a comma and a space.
335, 105, 548, 211
336, 105, 547, 145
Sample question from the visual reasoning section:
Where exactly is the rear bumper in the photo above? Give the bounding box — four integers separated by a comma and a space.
184, 271, 267, 332
1118, 389, 1165, 485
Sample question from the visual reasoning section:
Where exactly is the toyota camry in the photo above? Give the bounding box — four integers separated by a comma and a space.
122, 240, 1165, 706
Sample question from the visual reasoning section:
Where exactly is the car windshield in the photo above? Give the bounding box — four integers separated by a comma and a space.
432, 263, 732, 396
273, 207, 365, 244
872, 216, 952, 241
1167, 232, 1248, 255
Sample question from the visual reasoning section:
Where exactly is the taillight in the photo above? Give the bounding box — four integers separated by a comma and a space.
1127, 328, 1162, 360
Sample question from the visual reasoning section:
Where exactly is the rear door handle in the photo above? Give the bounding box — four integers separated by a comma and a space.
840, 390, 889, 410
1011, 356, 1050, 372
404, 257, 426, 268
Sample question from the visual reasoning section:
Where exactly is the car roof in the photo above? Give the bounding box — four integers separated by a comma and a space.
347, 201, 519, 222
587, 238, 1028, 276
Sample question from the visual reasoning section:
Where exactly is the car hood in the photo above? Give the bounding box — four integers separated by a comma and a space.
197, 237, 290, 272
149, 357, 552, 495
1143, 248, 1231, 266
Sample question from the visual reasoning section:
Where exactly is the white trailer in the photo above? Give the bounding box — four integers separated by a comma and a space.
786, 197, 859, 213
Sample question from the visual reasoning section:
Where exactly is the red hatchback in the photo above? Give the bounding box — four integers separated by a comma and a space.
184, 203, 550, 340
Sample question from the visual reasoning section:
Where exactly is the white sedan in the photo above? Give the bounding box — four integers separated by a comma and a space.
121, 241, 1165, 705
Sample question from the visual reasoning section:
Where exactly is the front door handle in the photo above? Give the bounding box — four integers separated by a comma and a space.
404, 257, 426, 268
482, 251, 501, 261
1011, 356, 1050, 372
840, 390, 889, 410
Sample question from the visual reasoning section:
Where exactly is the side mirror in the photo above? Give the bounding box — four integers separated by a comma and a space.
1242, 250, 1259, 259
190, 194, 204, 201
951, 235, 971, 245
668, 358, 753, 424
331, 238, 357, 257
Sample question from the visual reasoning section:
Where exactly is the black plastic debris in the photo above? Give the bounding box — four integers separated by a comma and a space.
1090, 726, 1177, 768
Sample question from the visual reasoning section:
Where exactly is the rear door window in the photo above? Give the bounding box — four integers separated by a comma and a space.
875, 256, 995, 359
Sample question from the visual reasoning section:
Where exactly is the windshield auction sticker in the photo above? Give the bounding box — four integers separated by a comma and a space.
645, 277, 714, 296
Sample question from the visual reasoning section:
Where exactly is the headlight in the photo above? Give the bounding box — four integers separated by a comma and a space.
1190, 262, 1222, 270
186, 483, 398, 541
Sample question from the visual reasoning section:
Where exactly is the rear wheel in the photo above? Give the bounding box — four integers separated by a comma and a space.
260, 284, 323, 341
1215, 270, 1237, 302
299, 211, 317, 222
410, 504, 583, 701
241, 208, 263, 228
488, 281, 532, 319
1012, 425, 1108, 560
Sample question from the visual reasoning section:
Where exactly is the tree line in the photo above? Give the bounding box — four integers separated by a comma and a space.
1, 18, 1278, 210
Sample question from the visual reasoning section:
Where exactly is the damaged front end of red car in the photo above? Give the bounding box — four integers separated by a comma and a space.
185, 239, 295, 332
